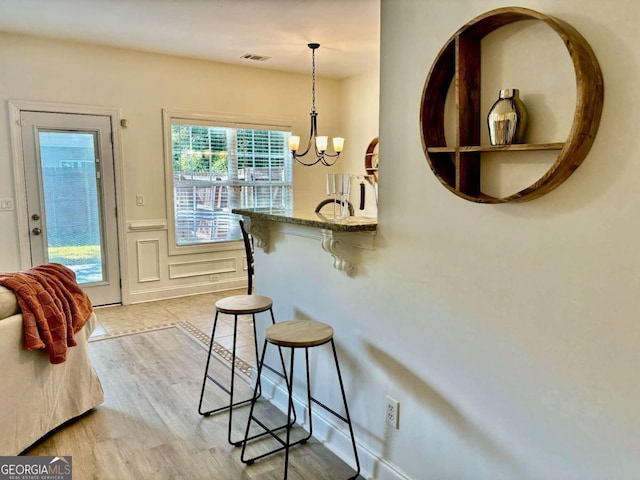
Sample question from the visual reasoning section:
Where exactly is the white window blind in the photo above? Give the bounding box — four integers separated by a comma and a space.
169, 119, 292, 246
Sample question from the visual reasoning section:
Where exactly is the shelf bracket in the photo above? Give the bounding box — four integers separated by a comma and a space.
320, 229, 355, 275
244, 218, 270, 252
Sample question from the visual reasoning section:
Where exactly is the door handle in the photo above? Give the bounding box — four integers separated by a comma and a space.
32, 227, 42, 236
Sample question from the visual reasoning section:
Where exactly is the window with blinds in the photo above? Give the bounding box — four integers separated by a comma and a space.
168, 116, 292, 246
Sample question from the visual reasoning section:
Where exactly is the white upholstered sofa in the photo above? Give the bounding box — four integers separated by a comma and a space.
0, 285, 104, 455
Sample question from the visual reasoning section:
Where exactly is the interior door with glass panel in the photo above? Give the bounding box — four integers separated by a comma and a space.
21, 111, 121, 306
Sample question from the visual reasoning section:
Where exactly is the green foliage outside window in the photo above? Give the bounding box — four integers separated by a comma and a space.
172, 125, 230, 177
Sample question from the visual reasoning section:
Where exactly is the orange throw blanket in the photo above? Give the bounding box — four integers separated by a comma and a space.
0, 263, 93, 364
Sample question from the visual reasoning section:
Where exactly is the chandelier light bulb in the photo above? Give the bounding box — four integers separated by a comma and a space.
288, 136, 300, 151
315, 136, 328, 152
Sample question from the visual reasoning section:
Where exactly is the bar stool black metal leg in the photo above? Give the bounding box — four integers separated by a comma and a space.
256, 310, 299, 427
240, 339, 268, 461
200, 311, 252, 420
330, 339, 361, 480
241, 308, 279, 409
229, 309, 290, 445
240, 343, 301, 460
304, 347, 313, 439
282, 345, 295, 480
282, 347, 314, 480
198, 310, 221, 416
200, 310, 269, 420
227, 313, 240, 444
231, 309, 296, 447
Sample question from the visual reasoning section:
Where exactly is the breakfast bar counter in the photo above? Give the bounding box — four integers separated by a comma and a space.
232, 207, 377, 275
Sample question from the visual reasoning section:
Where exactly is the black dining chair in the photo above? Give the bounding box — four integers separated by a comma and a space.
239, 219, 254, 295
314, 198, 354, 217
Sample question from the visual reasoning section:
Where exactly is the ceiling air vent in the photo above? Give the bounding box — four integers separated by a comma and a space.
241, 53, 271, 62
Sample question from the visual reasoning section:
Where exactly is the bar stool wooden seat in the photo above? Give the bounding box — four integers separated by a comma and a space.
240, 319, 361, 480
198, 294, 276, 445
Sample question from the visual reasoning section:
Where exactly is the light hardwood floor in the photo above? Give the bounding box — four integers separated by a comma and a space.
24, 292, 362, 479
91, 288, 259, 366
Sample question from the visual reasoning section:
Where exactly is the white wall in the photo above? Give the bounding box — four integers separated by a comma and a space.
256, 1, 640, 479
340, 71, 380, 176
0, 32, 345, 302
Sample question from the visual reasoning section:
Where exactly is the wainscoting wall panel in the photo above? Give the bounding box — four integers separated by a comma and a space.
136, 239, 161, 282
126, 223, 247, 304
168, 257, 237, 279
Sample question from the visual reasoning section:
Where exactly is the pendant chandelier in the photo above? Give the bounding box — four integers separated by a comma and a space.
288, 43, 344, 166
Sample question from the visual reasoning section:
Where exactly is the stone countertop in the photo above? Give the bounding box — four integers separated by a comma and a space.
232, 208, 377, 232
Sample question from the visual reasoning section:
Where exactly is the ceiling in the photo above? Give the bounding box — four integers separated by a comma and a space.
0, 0, 380, 79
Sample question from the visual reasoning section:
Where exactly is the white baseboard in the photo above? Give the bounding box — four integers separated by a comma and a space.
257, 368, 412, 480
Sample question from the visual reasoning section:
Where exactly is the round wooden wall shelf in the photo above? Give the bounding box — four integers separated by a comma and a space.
365, 137, 379, 182
420, 7, 604, 203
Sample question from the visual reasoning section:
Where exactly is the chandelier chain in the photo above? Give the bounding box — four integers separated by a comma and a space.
311, 47, 317, 113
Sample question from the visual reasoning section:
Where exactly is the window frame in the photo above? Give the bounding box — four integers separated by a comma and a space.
162, 109, 292, 256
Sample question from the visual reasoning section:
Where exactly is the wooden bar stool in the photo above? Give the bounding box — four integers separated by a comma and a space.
240, 319, 361, 480
198, 294, 277, 445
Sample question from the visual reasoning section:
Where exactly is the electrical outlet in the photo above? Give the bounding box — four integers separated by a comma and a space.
0, 198, 14, 211
385, 396, 399, 429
